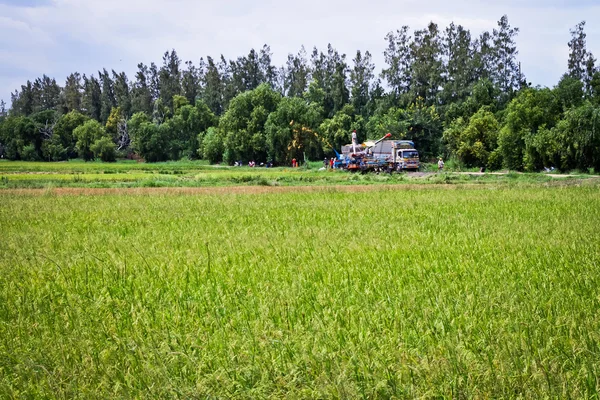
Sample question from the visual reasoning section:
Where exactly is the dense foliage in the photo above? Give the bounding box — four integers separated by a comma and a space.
1, 17, 599, 171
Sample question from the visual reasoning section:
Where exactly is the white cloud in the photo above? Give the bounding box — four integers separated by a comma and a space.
1, 0, 600, 105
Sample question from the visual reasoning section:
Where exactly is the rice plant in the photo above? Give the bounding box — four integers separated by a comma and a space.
0, 184, 599, 398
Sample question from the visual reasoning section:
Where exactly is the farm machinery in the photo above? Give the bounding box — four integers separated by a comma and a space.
341, 131, 420, 173
288, 121, 420, 172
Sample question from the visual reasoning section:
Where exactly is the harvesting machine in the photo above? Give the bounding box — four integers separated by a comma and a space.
341, 133, 420, 172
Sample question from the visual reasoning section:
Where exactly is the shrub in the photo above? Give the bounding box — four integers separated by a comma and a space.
91, 137, 117, 162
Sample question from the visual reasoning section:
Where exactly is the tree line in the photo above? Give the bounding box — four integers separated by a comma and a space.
1, 16, 599, 171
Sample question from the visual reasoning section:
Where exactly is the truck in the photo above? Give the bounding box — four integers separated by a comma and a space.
340, 134, 420, 173
372, 140, 420, 172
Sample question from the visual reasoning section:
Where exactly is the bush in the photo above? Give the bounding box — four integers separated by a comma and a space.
21, 144, 40, 161
91, 137, 117, 162
74, 120, 107, 161
41, 140, 68, 161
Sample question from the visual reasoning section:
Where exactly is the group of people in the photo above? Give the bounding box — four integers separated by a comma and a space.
324, 157, 336, 169
233, 160, 273, 168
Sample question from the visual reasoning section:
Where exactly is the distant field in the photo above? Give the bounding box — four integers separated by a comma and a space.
0, 160, 592, 189
1, 184, 599, 398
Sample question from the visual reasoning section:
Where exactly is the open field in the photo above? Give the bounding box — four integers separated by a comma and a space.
1, 183, 599, 398
1, 160, 597, 189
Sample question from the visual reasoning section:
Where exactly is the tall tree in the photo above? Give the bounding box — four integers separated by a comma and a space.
239, 48, 264, 91
350, 50, 375, 117
203, 56, 224, 115
159, 50, 182, 110
568, 21, 589, 81
81, 74, 102, 121
410, 22, 444, 105
441, 23, 474, 105
131, 63, 154, 116
472, 31, 494, 83
10, 81, 35, 116
99, 69, 117, 123
381, 26, 413, 99
182, 60, 200, 105
61, 72, 82, 113
330, 51, 350, 115
568, 21, 597, 94
149, 62, 160, 102
491, 15, 522, 96
310, 44, 348, 117
284, 46, 310, 97
259, 44, 278, 88
112, 71, 131, 118
220, 55, 239, 108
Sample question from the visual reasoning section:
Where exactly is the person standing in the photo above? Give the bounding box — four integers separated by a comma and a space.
438, 158, 445, 172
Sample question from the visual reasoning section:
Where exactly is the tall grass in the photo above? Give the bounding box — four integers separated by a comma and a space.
1, 186, 599, 398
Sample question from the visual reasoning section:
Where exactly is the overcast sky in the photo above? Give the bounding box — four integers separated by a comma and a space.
1, 0, 599, 107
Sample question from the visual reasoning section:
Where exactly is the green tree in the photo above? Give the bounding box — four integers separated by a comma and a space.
54, 111, 89, 157
259, 45, 278, 88
410, 22, 444, 106
41, 138, 68, 161
265, 96, 323, 163
202, 56, 224, 115
498, 88, 559, 170
182, 60, 200, 105
61, 72, 82, 113
74, 120, 107, 161
30, 109, 60, 159
99, 69, 117, 123
491, 15, 523, 98
541, 102, 600, 171
0, 116, 36, 160
166, 97, 218, 159
319, 105, 359, 155
113, 71, 132, 118
159, 50, 182, 111
132, 122, 171, 162
350, 50, 375, 118
443, 107, 500, 168
201, 127, 224, 163
382, 26, 413, 99
284, 46, 310, 97
567, 21, 597, 93
82, 74, 102, 121
131, 63, 154, 116
91, 136, 117, 162
219, 84, 281, 163
441, 23, 475, 106
10, 81, 35, 116
105, 107, 125, 142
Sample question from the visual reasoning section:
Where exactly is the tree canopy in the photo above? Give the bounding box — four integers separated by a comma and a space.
1, 16, 599, 171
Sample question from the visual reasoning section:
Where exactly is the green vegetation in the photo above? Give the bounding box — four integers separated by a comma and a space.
2, 19, 600, 172
1, 160, 595, 190
1, 184, 599, 397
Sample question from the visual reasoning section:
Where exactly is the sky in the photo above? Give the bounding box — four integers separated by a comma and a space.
0, 0, 599, 107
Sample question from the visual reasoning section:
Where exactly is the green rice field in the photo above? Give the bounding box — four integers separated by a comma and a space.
1, 174, 599, 397
1, 160, 594, 189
